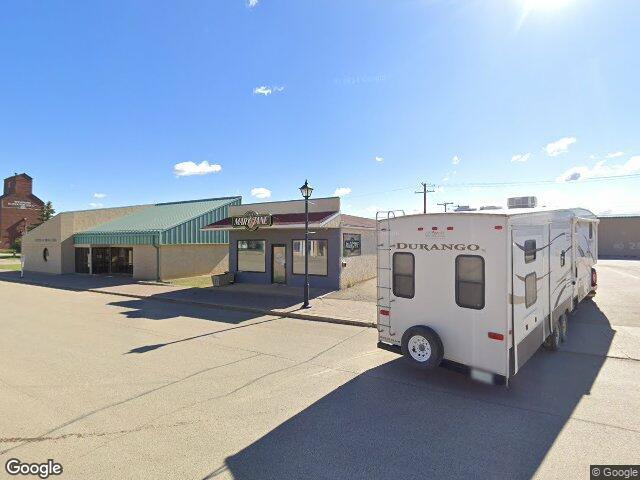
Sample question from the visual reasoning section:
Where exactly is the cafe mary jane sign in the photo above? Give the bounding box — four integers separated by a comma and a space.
231, 211, 273, 231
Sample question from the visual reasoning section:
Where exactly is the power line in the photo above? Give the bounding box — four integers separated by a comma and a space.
414, 182, 435, 214
347, 172, 640, 199
437, 201, 454, 212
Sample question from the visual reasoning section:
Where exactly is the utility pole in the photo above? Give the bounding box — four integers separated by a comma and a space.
437, 201, 454, 212
415, 182, 435, 214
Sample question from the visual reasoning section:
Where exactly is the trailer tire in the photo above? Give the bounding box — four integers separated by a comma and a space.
401, 326, 443, 369
543, 320, 561, 351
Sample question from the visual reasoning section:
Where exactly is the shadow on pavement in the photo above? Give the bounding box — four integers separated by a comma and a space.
209, 299, 612, 480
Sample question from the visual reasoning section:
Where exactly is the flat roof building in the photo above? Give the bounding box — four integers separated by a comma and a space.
204, 197, 376, 290
23, 196, 240, 280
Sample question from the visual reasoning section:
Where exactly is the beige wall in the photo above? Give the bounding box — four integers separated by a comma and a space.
229, 197, 340, 216
22, 205, 150, 274
339, 228, 376, 289
158, 244, 229, 280
21, 214, 66, 274
133, 245, 158, 280
598, 216, 640, 258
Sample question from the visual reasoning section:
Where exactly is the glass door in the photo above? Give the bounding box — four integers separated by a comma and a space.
271, 245, 287, 284
91, 248, 111, 274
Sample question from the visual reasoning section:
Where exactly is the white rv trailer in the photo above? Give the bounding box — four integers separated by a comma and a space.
376, 207, 598, 385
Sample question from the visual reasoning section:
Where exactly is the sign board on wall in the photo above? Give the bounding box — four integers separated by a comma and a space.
231, 211, 273, 231
343, 233, 361, 257
5, 200, 36, 210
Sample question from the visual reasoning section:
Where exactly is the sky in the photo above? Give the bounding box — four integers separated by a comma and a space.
1, 0, 639, 217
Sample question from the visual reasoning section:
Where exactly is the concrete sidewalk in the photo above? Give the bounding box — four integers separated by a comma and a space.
0, 271, 377, 328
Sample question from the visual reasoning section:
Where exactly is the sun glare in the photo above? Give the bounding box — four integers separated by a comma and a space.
523, 0, 573, 11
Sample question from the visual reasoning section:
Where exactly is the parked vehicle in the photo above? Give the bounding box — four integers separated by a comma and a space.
376, 206, 598, 385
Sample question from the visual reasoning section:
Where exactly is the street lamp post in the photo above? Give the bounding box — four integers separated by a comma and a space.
299, 180, 313, 308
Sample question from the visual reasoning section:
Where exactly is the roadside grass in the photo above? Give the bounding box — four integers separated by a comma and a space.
0, 252, 20, 259
0, 263, 22, 271
168, 274, 214, 288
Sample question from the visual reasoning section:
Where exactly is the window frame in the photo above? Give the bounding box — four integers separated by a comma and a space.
525, 272, 537, 308
291, 239, 329, 277
392, 252, 415, 299
236, 239, 267, 273
455, 254, 485, 310
524, 239, 537, 264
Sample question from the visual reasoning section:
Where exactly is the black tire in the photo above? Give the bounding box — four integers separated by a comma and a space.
543, 320, 561, 351
401, 326, 444, 369
559, 314, 568, 343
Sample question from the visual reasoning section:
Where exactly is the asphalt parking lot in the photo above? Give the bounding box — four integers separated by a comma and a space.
1, 260, 638, 479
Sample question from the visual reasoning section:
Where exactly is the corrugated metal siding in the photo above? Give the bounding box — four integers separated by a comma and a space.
73, 198, 239, 246
161, 202, 235, 244
74, 232, 160, 245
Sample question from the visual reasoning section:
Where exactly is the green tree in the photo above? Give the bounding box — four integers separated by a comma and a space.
40, 201, 55, 223
11, 238, 21, 256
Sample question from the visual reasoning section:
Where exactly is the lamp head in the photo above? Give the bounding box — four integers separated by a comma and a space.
299, 180, 313, 199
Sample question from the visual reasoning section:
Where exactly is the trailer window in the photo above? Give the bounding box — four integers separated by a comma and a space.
525, 272, 537, 308
589, 223, 593, 239
524, 240, 536, 263
455, 255, 485, 310
560, 250, 566, 267
392, 252, 414, 299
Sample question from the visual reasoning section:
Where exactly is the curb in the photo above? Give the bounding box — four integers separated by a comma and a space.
0, 277, 376, 329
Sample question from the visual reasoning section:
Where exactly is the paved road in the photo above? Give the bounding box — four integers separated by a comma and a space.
0, 260, 638, 479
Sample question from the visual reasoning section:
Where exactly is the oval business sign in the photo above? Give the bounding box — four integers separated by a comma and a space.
231, 211, 273, 231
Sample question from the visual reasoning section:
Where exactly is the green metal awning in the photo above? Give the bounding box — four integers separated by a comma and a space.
73, 196, 241, 246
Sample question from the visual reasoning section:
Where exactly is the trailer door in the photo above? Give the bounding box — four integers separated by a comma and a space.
511, 227, 547, 374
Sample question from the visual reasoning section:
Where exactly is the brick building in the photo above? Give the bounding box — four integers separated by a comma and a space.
0, 173, 45, 249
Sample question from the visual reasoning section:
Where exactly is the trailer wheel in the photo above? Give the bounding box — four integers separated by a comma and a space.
543, 320, 561, 351
559, 314, 568, 343
401, 326, 443, 369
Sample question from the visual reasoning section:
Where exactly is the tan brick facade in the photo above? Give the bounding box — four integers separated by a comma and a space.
0, 173, 44, 249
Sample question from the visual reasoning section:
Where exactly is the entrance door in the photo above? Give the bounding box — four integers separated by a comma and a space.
92, 248, 111, 274
75, 248, 90, 274
271, 244, 287, 284
511, 227, 547, 375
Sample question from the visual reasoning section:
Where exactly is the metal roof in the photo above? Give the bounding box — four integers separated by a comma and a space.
74, 197, 241, 245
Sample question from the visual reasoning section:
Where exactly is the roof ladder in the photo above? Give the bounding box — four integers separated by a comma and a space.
376, 210, 404, 335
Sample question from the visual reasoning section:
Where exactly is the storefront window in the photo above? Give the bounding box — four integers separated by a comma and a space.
292, 239, 328, 276
237, 240, 266, 272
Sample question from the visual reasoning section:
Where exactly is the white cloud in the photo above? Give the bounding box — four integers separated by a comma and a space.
545, 137, 577, 157
173, 161, 222, 177
88, 202, 103, 209
556, 156, 640, 182
511, 153, 531, 163
374, 156, 384, 162
251, 187, 272, 199
334, 187, 352, 197
247, 0, 259, 7
93, 193, 107, 199
451, 155, 460, 165
253, 85, 284, 96
606, 151, 624, 158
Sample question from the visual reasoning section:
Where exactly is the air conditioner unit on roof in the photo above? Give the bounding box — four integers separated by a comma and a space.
507, 196, 537, 209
